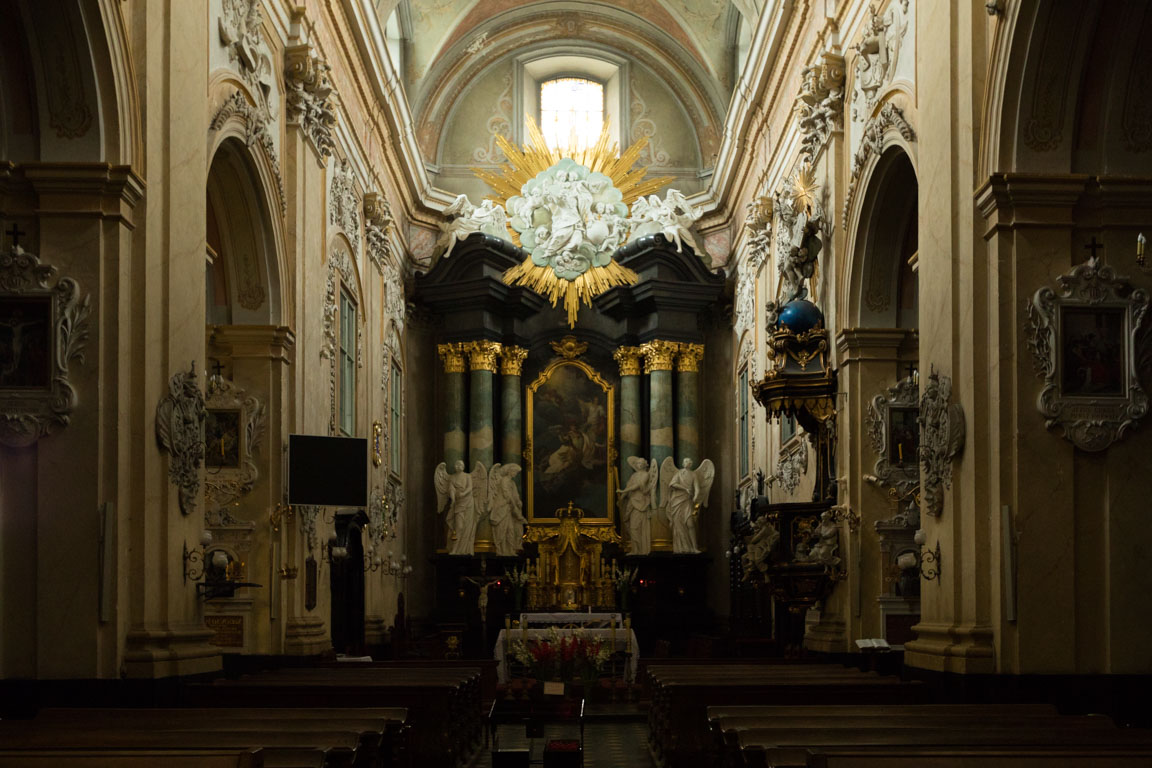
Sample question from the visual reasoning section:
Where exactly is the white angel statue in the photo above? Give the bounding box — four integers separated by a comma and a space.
433, 460, 488, 555
437, 194, 509, 259
617, 457, 658, 555
487, 463, 526, 556
627, 189, 703, 254
659, 457, 716, 554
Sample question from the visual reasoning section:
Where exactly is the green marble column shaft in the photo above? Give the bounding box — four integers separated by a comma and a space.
467, 341, 501, 552
641, 340, 678, 550
676, 344, 704, 466
614, 347, 644, 486
437, 344, 467, 467
499, 347, 528, 493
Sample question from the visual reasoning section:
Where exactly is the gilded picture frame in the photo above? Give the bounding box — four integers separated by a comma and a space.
1027, 257, 1149, 452
525, 357, 616, 523
865, 375, 920, 488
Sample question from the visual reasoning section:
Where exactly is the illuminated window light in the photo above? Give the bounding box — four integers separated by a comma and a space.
540, 77, 604, 153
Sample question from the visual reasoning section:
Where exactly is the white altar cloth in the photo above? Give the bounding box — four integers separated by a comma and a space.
519, 612, 623, 628
494, 626, 639, 684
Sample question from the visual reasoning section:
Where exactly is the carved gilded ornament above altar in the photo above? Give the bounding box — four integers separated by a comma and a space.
0, 246, 91, 447
550, 335, 588, 360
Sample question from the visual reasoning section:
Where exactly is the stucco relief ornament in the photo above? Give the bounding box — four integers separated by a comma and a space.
219, 0, 276, 120
364, 191, 395, 277
0, 245, 91, 447
438, 195, 509, 257
852, 1, 909, 118
459, 119, 689, 327
865, 374, 920, 488
1027, 255, 1149, 451
329, 160, 361, 254
778, 166, 823, 303
284, 44, 336, 161
203, 376, 265, 513
918, 368, 965, 517
155, 363, 206, 516
796, 52, 846, 162
768, 440, 808, 495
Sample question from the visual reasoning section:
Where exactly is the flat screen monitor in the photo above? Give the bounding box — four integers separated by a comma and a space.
288, 434, 368, 507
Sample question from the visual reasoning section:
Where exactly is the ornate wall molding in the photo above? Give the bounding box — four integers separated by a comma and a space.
797, 51, 845, 163
155, 363, 206, 516
918, 368, 965, 517
851, 0, 910, 119
768, 438, 808, 495
219, 0, 275, 115
285, 43, 336, 162
211, 90, 287, 216
0, 246, 91, 447
1027, 257, 1150, 451
329, 160, 362, 255
865, 375, 920, 488
842, 102, 916, 228
203, 377, 266, 513
296, 504, 320, 554
363, 191, 395, 277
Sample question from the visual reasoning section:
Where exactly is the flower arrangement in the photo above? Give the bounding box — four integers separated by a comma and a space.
510, 627, 612, 685
610, 562, 638, 610
505, 566, 529, 611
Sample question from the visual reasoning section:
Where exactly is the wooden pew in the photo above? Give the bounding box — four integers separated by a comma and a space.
645, 663, 920, 768
184, 667, 480, 768
0, 747, 263, 768
0, 725, 357, 768
33, 708, 409, 768
734, 725, 1152, 768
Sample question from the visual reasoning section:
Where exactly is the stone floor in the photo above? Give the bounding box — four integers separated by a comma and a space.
479, 721, 653, 767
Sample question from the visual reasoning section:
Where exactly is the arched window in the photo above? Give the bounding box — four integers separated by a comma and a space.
540, 77, 604, 151
338, 289, 357, 436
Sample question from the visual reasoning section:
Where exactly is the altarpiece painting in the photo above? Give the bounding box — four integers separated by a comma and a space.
526, 358, 615, 522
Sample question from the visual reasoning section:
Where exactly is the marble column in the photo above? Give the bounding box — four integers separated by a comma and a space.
640, 340, 678, 551
675, 343, 704, 466
499, 346, 529, 493
613, 347, 644, 487
437, 343, 468, 468
466, 340, 502, 552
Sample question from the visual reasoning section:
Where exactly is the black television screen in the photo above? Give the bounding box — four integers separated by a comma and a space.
288, 434, 368, 507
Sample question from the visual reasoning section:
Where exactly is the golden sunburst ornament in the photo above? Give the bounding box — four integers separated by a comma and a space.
470, 118, 674, 327
791, 164, 819, 215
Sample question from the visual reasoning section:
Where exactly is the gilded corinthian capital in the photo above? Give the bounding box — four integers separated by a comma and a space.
437, 343, 467, 373
613, 346, 644, 376
639, 340, 678, 373
676, 343, 705, 372
465, 340, 503, 372
499, 346, 529, 376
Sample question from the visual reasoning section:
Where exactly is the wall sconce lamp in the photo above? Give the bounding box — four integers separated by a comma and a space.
269, 503, 294, 533
1137, 233, 1150, 273
364, 548, 413, 578
184, 530, 214, 584
914, 528, 942, 581
323, 531, 349, 564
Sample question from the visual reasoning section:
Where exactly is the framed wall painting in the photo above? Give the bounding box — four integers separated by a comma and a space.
525, 356, 615, 523
865, 375, 920, 488
1028, 257, 1149, 451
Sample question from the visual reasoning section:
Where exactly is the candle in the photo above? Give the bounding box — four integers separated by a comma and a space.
898, 443, 903, 463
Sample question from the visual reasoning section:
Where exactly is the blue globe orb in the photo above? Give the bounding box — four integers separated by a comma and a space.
776, 299, 825, 333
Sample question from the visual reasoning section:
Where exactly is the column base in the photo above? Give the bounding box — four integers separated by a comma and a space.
283, 616, 331, 655
365, 615, 388, 645
904, 621, 996, 674
803, 609, 847, 653
122, 624, 222, 679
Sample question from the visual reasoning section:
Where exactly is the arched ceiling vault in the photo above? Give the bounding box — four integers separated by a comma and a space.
380, 0, 749, 168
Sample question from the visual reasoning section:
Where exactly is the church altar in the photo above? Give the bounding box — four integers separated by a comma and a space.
494, 624, 639, 684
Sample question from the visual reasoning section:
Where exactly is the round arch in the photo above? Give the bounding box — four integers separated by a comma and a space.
845, 146, 918, 330
206, 136, 284, 325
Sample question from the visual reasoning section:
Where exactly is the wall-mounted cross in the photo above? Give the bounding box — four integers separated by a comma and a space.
1084, 235, 1105, 260
210, 359, 226, 379
903, 362, 918, 381
6, 223, 26, 248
